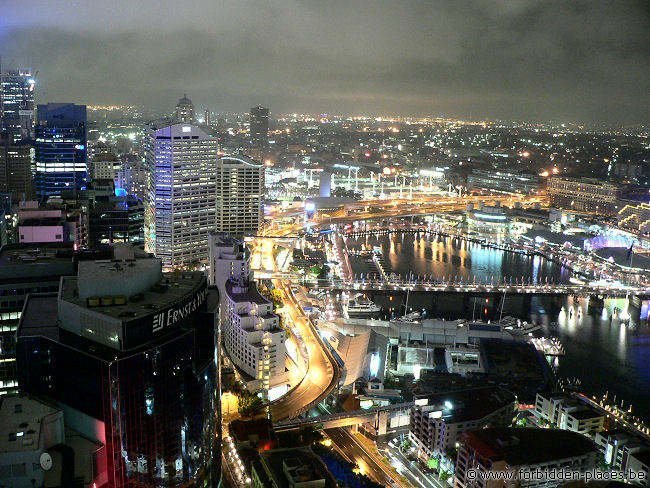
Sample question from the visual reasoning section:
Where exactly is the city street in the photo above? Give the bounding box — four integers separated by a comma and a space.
269, 279, 337, 419
384, 442, 449, 488
324, 427, 401, 487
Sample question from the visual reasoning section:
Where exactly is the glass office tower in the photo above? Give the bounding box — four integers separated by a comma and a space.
34, 103, 88, 198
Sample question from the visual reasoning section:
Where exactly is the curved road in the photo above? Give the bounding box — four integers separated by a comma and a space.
254, 224, 340, 421
269, 279, 340, 419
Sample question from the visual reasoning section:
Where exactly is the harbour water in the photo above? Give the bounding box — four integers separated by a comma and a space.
344, 231, 571, 284
344, 231, 650, 420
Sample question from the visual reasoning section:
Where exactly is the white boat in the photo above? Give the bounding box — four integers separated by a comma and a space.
344, 294, 381, 318
500, 316, 542, 335
391, 311, 422, 325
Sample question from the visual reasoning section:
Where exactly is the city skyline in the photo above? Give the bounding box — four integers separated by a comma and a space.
2, 2, 650, 488
1, 0, 649, 125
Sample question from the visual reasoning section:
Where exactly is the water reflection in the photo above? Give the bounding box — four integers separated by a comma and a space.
345, 232, 570, 284
346, 231, 650, 420
549, 295, 650, 420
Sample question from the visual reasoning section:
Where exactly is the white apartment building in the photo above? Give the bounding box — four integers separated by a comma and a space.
207, 231, 250, 290
222, 276, 285, 393
145, 124, 219, 270
209, 233, 287, 394
594, 430, 650, 471
215, 155, 264, 236
534, 393, 605, 437
409, 387, 516, 461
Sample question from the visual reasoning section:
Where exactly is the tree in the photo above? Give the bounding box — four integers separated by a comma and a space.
269, 289, 284, 307
237, 392, 264, 418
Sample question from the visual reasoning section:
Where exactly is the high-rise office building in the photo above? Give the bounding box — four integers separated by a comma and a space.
16, 246, 220, 488
89, 194, 145, 246
145, 123, 219, 270
0, 243, 76, 397
215, 155, 264, 236
0, 68, 36, 143
174, 94, 195, 123
91, 152, 121, 182
34, 103, 88, 198
249, 105, 269, 147
118, 153, 148, 201
0, 133, 34, 202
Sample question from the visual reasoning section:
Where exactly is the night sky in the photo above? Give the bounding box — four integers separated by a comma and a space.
2, 0, 649, 123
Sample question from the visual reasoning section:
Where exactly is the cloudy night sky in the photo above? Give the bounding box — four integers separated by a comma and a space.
1, 0, 649, 123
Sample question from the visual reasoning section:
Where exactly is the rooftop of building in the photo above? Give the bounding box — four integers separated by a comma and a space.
413, 386, 515, 423
631, 448, 650, 467
566, 407, 604, 420
258, 447, 337, 488
59, 268, 205, 323
151, 123, 212, 140
18, 247, 208, 354
219, 154, 263, 167
93, 152, 119, 162
229, 418, 276, 448
549, 176, 620, 188
538, 393, 600, 414
225, 278, 272, 306
177, 94, 193, 105
18, 218, 68, 226
17, 292, 60, 341
0, 243, 75, 282
208, 231, 244, 246
0, 395, 60, 453
462, 427, 596, 466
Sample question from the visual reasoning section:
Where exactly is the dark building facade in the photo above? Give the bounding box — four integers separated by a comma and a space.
0, 244, 76, 397
89, 195, 145, 246
0, 134, 34, 202
16, 249, 220, 487
34, 103, 88, 198
249, 105, 269, 148
467, 169, 541, 195
0, 68, 36, 143
547, 176, 621, 215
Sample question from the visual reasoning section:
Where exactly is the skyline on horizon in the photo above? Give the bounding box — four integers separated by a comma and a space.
1, 0, 649, 126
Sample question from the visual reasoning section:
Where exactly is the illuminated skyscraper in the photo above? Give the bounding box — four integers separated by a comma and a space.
0, 68, 36, 143
249, 105, 269, 147
174, 94, 195, 123
215, 155, 264, 236
145, 123, 219, 270
34, 103, 88, 198
17, 246, 220, 487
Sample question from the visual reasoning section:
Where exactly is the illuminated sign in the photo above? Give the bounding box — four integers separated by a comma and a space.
473, 212, 507, 221
152, 288, 208, 333
369, 351, 380, 377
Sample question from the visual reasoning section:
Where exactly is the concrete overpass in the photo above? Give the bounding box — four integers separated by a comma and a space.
273, 402, 414, 433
